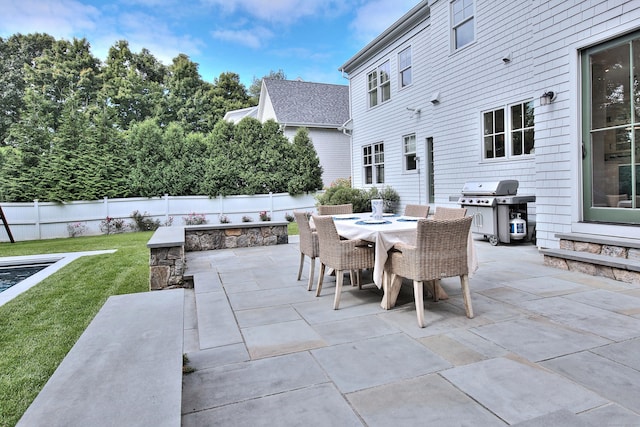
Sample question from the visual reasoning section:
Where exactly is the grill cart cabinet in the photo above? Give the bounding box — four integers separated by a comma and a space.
458, 180, 535, 246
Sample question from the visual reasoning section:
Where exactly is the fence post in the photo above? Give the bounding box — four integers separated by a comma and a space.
104, 196, 109, 219
269, 192, 274, 218
164, 194, 170, 225
34, 199, 41, 240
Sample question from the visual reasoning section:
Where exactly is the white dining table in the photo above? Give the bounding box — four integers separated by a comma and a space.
330, 213, 478, 309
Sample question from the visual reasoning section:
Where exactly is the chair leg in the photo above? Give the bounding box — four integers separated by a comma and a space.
297, 252, 305, 281
307, 257, 316, 291
413, 280, 425, 328
431, 280, 439, 302
350, 270, 357, 287
460, 275, 474, 318
333, 269, 344, 310
316, 263, 326, 297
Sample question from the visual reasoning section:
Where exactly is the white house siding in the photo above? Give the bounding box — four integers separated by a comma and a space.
427, 0, 536, 205
283, 127, 351, 187
347, 16, 432, 210
531, 0, 640, 248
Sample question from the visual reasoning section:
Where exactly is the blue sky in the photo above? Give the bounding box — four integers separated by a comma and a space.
0, 0, 420, 87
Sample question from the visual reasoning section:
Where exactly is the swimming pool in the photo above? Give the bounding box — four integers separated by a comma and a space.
0, 263, 53, 292
0, 250, 117, 307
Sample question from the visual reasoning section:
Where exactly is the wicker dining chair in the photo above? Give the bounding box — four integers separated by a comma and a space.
404, 204, 430, 217
294, 211, 319, 291
317, 204, 353, 215
312, 215, 375, 309
433, 206, 467, 220
385, 216, 474, 327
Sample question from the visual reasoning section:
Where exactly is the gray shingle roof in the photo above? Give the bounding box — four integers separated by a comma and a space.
263, 79, 349, 127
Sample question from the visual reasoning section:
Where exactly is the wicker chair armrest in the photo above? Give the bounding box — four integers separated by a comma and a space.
390, 242, 413, 253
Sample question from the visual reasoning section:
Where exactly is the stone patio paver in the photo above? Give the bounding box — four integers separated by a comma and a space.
181, 239, 640, 426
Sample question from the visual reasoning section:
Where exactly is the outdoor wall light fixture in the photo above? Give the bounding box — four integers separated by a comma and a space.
406, 107, 422, 117
540, 91, 556, 106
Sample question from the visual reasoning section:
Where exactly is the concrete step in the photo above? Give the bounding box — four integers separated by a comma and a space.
18, 289, 185, 427
541, 248, 640, 273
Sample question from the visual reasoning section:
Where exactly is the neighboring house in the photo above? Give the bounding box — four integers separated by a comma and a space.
224, 79, 351, 187
339, 0, 640, 250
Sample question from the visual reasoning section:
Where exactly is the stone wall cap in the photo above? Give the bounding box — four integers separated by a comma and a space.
185, 221, 289, 231
147, 226, 186, 248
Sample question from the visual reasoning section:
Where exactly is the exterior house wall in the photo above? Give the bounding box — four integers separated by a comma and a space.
531, 0, 640, 248
347, 15, 432, 210
259, 93, 277, 122
343, 0, 640, 249
428, 0, 536, 203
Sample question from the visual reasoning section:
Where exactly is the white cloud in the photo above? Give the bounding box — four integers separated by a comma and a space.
0, 0, 100, 38
350, 0, 421, 44
202, 0, 351, 25
211, 26, 274, 49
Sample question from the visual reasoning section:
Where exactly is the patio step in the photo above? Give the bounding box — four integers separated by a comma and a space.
18, 289, 185, 427
541, 232, 640, 284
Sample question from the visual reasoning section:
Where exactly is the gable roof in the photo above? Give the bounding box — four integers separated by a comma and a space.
223, 106, 258, 124
261, 79, 349, 127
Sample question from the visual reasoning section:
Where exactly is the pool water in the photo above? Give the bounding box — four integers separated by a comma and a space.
0, 264, 51, 292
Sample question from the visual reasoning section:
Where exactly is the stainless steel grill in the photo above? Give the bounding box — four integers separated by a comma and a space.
458, 180, 535, 245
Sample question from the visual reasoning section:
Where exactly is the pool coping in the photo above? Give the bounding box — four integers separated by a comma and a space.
0, 250, 116, 307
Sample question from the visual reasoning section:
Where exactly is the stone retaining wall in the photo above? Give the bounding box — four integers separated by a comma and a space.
185, 222, 288, 251
147, 222, 288, 290
149, 245, 186, 290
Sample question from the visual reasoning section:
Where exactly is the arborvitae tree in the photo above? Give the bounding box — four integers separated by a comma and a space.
287, 127, 324, 195
201, 120, 240, 197
126, 118, 166, 197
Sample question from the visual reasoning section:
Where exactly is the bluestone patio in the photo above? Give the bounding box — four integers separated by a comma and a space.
180, 236, 640, 426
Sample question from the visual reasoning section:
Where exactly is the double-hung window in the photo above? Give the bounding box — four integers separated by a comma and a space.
451, 0, 474, 50
398, 47, 412, 88
403, 134, 417, 172
482, 100, 534, 160
363, 143, 385, 184
367, 61, 391, 108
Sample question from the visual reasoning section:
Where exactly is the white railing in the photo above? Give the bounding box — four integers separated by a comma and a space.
0, 193, 320, 242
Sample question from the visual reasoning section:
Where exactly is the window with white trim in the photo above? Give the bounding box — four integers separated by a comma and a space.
363, 142, 385, 184
403, 134, 417, 172
367, 61, 391, 108
451, 0, 474, 50
482, 100, 534, 160
398, 47, 412, 88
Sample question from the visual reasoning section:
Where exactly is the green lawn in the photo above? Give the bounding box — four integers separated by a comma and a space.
0, 232, 153, 427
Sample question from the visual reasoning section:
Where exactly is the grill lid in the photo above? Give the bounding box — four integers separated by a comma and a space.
461, 180, 519, 196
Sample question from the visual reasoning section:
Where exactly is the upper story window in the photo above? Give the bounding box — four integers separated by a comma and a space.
403, 134, 417, 172
363, 142, 385, 184
482, 100, 534, 160
452, 0, 474, 50
398, 47, 412, 88
367, 61, 391, 108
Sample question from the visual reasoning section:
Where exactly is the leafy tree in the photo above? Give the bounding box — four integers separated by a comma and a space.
0, 33, 56, 146
100, 40, 165, 129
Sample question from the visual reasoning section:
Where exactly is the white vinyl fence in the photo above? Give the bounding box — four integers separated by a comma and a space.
0, 192, 320, 242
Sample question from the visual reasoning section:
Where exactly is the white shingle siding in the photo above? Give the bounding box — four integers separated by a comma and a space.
532, 0, 640, 247
343, 0, 640, 248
